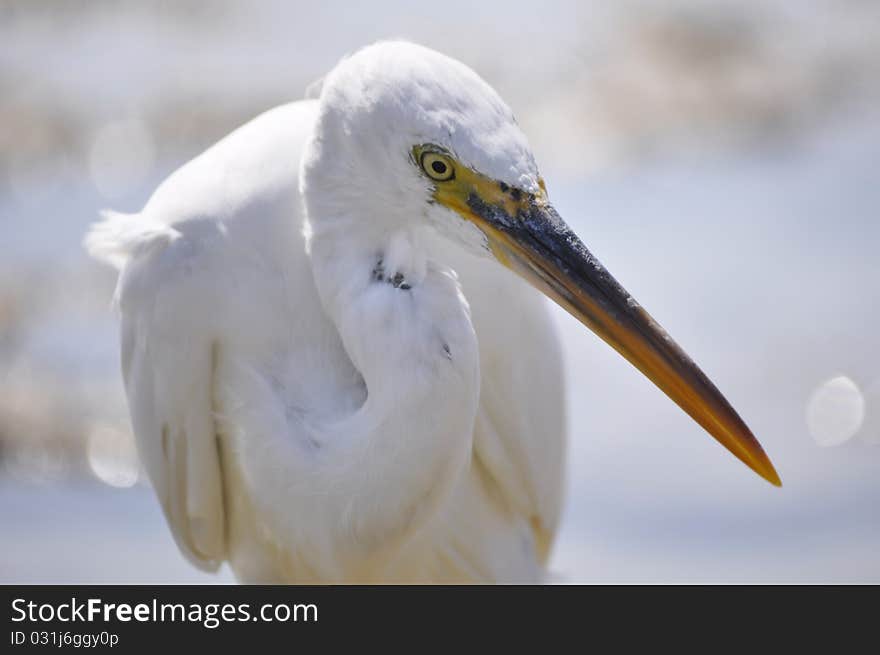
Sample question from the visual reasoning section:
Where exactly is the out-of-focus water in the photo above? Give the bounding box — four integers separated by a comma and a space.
550, 112, 880, 582
2, 0, 878, 583
2, 110, 878, 583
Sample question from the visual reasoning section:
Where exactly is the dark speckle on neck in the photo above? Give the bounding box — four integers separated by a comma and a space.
372, 256, 412, 291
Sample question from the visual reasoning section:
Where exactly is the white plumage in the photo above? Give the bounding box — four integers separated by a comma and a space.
87, 43, 564, 582
87, 41, 779, 583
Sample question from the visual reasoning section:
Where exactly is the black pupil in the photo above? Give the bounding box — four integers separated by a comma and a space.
431, 160, 447, 175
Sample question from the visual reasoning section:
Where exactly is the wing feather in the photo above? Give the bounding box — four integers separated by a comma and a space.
449, 251, 567, 563
86, 101, 318, 574
90, 213, 227, 570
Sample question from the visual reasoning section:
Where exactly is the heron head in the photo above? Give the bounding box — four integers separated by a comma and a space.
302, 41, 539, 252
304, 41, 781, 486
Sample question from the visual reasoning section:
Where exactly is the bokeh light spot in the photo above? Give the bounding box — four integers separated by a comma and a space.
88, 119, 155, 200
87, 422, 140, 488
806, 375, 865, 447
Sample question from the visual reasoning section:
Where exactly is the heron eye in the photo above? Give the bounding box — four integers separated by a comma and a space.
420, 151, 455, 182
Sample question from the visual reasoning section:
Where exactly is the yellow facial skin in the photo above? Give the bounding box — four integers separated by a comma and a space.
414, 145, 545, 265
414, 144, 781, 487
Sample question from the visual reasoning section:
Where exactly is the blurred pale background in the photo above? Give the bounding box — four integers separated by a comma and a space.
1, 0, 878, 583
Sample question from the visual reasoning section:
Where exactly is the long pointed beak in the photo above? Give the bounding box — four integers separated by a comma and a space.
438, 177, 781, 486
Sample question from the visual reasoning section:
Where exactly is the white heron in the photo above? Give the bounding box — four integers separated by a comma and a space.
86, 41, 780, 583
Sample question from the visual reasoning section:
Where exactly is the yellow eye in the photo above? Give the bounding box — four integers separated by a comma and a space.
420, 151, 455, 182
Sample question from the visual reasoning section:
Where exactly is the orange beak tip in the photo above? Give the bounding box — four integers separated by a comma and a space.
743, 446, 782, 487
762, 463, 783, 488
